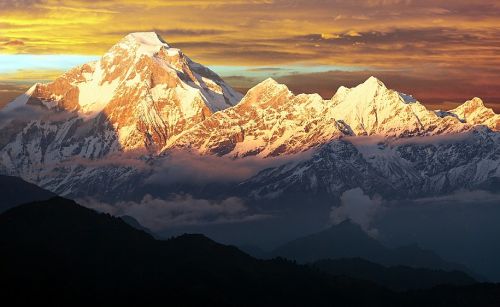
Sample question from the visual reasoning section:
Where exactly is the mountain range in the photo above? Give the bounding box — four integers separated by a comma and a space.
0, 31, 499, 204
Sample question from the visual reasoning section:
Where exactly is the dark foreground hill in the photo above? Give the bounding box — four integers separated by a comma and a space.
312, 258, 475, 291
0, 175, 55, 212
1, 197, 499, 306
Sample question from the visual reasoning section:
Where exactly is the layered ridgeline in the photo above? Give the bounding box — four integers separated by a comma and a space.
3, 197, 496, 305
0, 32, 499, 199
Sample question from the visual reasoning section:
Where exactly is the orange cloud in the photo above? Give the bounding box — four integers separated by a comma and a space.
0, 0, 499, 109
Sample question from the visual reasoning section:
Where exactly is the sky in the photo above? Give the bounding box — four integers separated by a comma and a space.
0, 0, 499, 111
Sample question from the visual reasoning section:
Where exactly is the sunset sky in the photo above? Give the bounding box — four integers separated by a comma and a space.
1, 0, 499, 111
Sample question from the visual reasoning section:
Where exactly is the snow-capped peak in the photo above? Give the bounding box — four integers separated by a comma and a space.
327, 76, 471, 136
331, 77, 387, 104
3, 31, 242, 154
451, 97, 488, 118
127, 32, 169, 47
336, 76, 388, 105
258, 78, 284, 89
239, 78, 292, 108
448, 97, 499, 130
110, 32, 173, 59
456, 97, 485, 111
333, 86, 350, 100
362, 76, 387, 88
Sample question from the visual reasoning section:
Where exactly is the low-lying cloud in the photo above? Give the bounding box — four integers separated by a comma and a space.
146, 149, 313, 185
330, 189, 500, 237
330, 188, 383, 236
79, 194, 269, 232
0, 101, 43, 129
0, 100, 77, 129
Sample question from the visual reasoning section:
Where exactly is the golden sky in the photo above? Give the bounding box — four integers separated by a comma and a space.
1, 0, 500, 111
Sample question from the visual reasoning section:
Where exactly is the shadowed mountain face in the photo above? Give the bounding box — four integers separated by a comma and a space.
0, 175, 55, 212
271, 220, 387, 262
270, 220, 474, 275
1, 197, 499, 306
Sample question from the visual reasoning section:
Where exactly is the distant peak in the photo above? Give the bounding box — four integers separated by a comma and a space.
362, 76, 386, 88
240, 78, 292, 107
335, 86, 350, 95
253, 78, 289, 92
113, 32, 174, 58
125, 32, 169, 47
261, 77, 280, 86
335, 76, 388, 102
330, 85, 350, 101
465, 97, 485, 108
345, 76, 388, 97
452, 97, 487, 113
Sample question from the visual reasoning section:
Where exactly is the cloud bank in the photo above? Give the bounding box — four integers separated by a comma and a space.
80, 194, 269, 232
146, 149, 313, 185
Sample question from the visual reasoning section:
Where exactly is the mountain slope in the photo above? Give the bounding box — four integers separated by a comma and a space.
240, 129, 500, 200
271, 220, 473, 274
120, 214, 156, 237
272, 220, 387, 262
0, 32, 241, 180
165, 78, 345, 157
0, 175, 55, 212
